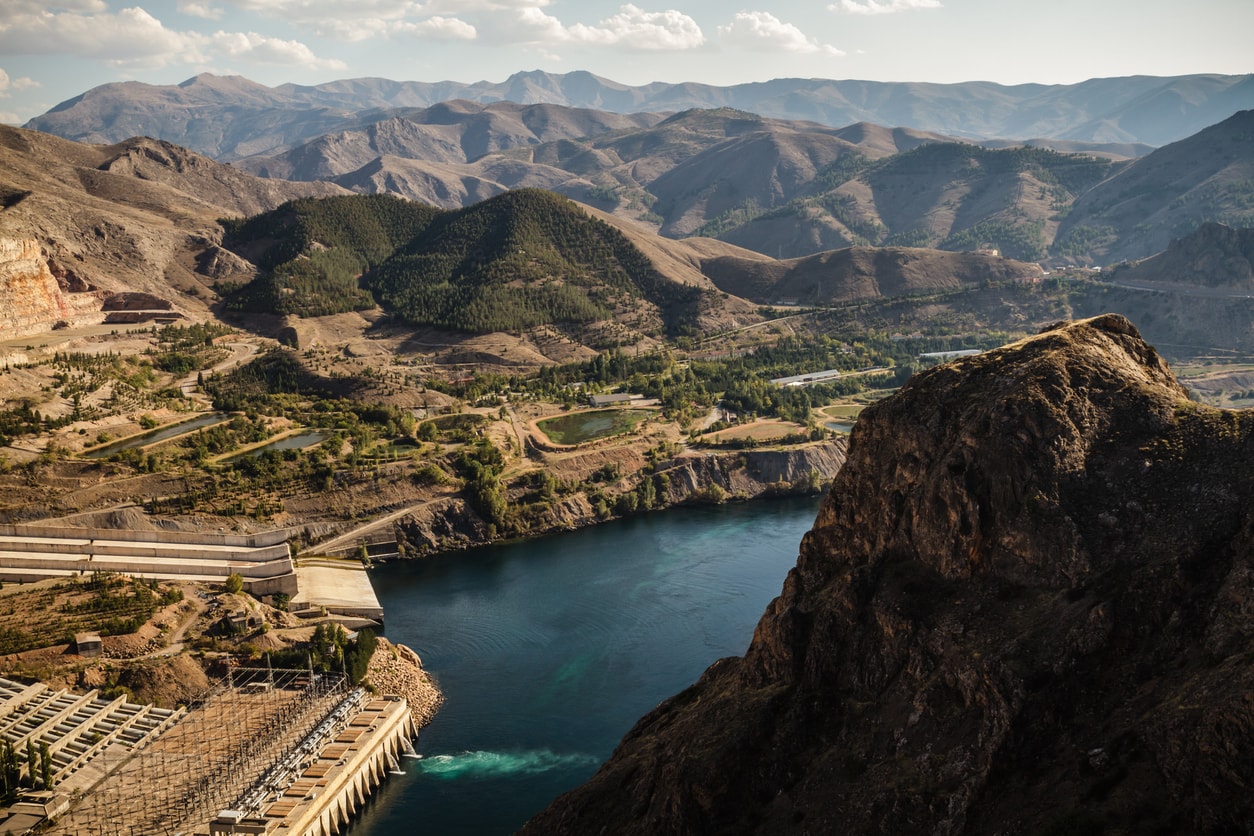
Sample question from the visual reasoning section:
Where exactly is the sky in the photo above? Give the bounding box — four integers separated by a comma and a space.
1, 0, 1250, 125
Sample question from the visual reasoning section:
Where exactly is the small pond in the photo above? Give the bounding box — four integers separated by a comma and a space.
220, 431, 330, 462
82, 413, 228, 459
536, 408, 651, 445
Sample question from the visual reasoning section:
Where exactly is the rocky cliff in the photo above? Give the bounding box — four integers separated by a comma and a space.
1113, 222, 1254, 288
522, 314, 1254, 835
0, 237, 109, 336
394, 442, 846, 558
0, 124, 342, 334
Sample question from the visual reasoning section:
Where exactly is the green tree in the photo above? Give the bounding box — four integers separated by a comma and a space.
224, 573, 244, 594
39, 742, 51, 789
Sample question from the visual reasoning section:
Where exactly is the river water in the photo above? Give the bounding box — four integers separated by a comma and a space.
347, 495, 823, 835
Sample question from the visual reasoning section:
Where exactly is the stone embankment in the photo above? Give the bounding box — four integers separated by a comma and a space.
365, 639, 443, 730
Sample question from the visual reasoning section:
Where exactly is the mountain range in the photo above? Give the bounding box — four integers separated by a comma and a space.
3, 116, 1253, 356
21, 72, 1254, 268
27, 70, 1254, 158
248, 105, 1254, 266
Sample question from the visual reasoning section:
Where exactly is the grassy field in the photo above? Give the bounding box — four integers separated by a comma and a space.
820, 403, 866, 421
705, 420, 805, 443
537, 408, 652, 445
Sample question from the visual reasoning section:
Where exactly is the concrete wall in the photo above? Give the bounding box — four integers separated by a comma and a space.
0, 524, 290, 548
0, 527, 298, 595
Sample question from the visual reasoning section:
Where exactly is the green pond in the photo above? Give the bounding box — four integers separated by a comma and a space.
536, 409, 650, 445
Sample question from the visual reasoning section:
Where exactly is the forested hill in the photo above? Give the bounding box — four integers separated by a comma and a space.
222, 189, 706, 335
221, 193, 442, 317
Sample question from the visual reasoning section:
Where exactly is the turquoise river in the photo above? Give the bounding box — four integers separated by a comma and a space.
346, 495, 823, 835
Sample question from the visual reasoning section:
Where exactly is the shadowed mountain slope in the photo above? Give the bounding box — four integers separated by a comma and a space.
702, 246, 1043, 306
1108, 222, 1254, 288
522, 314, 1254, 835
1058, 109, 1254, 263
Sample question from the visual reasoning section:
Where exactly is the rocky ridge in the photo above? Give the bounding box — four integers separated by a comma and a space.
522, 314, 1254, 835
1111, 221, 1254, 288
0, 125, 344, 337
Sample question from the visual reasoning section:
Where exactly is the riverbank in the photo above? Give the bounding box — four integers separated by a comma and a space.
388, 439, 846, 559
366, 638, 444, 731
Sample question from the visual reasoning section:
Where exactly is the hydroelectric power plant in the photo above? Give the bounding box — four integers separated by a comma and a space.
3, 667, 420, 835
0, 523, 408, 834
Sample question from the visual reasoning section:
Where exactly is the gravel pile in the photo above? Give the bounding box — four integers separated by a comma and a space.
364, 638, 443, 728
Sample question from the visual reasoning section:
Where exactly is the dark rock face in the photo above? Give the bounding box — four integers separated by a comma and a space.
522, 314, 1254, 836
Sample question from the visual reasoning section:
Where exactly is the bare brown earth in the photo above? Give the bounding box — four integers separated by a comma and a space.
0, 574, 436, 713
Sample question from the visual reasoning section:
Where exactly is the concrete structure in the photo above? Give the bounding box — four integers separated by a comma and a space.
0, 525, 297, 596
918, 349, 982, 362
0, 676, 182, 832
72, 632, 101, 658
291, 558, 384, 624
216, 691, 415, 835
44, 668, 418, 836
588, 392, 637, 407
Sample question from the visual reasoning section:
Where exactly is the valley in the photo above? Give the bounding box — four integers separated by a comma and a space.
0, 61, 1251, 835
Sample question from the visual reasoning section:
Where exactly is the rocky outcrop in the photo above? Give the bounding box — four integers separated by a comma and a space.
394, 442, 846, 557
704, 246, 1044, 307
658, 444, 846, 501
523, 314, 1254, 835
0, 237, 109, 336
101, 292, 174, 311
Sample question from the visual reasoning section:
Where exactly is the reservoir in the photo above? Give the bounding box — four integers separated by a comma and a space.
348, 495, 823, 835
81, 412, 227, 458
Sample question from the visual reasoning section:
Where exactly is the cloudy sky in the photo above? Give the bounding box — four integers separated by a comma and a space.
1, 0, 1250, 124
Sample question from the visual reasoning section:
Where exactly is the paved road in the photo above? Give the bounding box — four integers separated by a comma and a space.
1097, 279, 1254, 300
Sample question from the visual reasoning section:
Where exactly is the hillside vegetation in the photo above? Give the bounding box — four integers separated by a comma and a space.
230, 108, 1252, 267
222, 189, 704, 335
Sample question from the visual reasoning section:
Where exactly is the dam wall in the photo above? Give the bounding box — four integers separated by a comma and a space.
0, 527, 297, 595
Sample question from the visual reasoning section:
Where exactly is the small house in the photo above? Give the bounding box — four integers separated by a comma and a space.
74, 632, 102, 658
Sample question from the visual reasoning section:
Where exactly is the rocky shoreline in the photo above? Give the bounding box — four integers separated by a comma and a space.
365, 637, 444, 730
392, 439, 848, 559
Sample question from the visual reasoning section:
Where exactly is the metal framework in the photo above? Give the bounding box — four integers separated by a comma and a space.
50, 668, 351, 836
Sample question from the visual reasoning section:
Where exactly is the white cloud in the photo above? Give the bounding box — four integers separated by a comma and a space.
0, 7, 203, 64
222, 0, 476, 42
567, 5, 704, 50
398, 16, 477, 41
178, 2, 224, 20
499, 6, 571, 43
0, 111, 20, 125
0, 69, 40, 97
831, 0, 941, 15
0, 6, 344, 70
477, 3, 703, 51
423, 0, 554, 10
0, 1, 106, 16
718, 11, 843, 55
211, 31, 347, 68
227, 0, 429, 27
